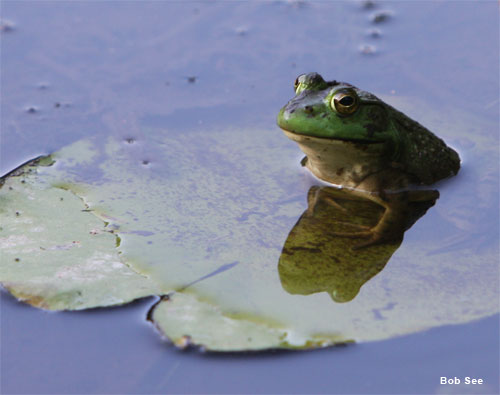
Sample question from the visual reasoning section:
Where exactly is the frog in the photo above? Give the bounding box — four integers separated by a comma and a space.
277, 72, 460, 246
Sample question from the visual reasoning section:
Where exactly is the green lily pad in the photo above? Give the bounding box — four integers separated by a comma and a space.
1, 110, 498, 350
149, 292, 349, 351
0, 158, 162, 310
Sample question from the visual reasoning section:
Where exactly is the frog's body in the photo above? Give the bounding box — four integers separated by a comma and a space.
277, 73, 460, 247
277, 73, 460, 191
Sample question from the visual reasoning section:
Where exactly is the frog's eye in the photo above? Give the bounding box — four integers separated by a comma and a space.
331, 89, 360, 115
294, 74, 306, 93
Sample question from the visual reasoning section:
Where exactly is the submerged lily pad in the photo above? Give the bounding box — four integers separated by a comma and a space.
1, 108, 498, 350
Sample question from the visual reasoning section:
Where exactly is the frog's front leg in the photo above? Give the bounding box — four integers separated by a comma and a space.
328, 189, 439, 249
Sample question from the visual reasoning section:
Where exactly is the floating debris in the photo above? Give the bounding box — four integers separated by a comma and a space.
287, 0, 308, 9
0, 19, 15, 33
359, 44, 377, 55
367, 28, 382, 38
371, 11, 393, 24
361, 0, 376, 9
174, 335, 192, 349
26, 106, 38, 114
187, 76, 197, 84
235, 26, 248, 36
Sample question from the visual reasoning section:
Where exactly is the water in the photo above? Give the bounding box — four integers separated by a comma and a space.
2, 293, 498, 394
1, 1, 499, 393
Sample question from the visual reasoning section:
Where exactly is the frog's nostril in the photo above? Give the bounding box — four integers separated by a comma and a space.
304, 105, 314, 114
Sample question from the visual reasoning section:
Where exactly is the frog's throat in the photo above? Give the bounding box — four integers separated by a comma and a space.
282, 129, 389, 188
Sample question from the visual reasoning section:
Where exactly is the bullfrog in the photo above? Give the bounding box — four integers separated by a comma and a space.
277, 72, 460, 246
277, 72, 460, 188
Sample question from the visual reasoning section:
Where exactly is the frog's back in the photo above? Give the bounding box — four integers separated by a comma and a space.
391, 106, 460, 185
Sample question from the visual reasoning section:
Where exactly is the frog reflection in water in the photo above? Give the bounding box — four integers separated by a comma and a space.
277, 72, 460, 247
278, 186, 437, 302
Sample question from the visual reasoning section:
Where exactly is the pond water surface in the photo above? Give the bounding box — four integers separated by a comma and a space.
1, 1, 499, 394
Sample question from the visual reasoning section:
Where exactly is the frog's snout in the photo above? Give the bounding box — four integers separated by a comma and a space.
277, 107, 288, 130
277, 104, 297, 131
279, 92, 310, 121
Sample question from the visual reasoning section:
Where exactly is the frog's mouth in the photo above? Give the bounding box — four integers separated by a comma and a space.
279, 127, 385, 145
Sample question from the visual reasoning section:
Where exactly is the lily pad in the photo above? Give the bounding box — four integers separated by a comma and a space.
149, 292, 348, 351
1, 111, 498, 350
0, 157, 162, 310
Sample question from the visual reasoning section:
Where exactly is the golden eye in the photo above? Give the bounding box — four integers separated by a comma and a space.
331, 89, 360, 115
294, 74, 306, 93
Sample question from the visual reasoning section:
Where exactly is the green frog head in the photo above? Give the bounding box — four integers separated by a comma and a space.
278, 72, 393, 143
277, 72, 460, 189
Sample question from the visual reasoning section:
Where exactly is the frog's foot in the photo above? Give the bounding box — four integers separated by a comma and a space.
332, 221, 371, 230
307, 197, 350, 216
330, 228, 400, 249
323, 196, 349, 211
306, 188, 349, 216
330, 212, 405, 249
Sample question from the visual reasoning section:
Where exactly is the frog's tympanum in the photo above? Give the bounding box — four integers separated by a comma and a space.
277, 73, 460, 246
278, 186, 438, 302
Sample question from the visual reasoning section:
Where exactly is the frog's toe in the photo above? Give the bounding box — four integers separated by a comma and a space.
331, 228, 402, 250
351, 234, 390, 250
333, 222, 371, 231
